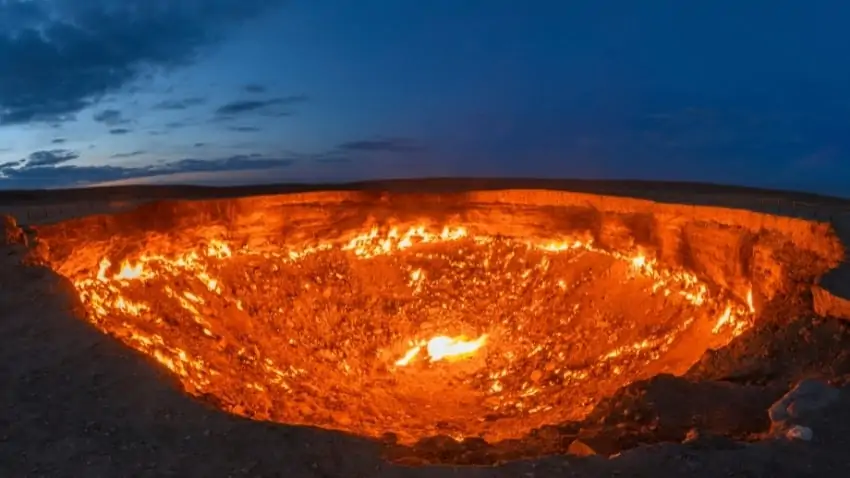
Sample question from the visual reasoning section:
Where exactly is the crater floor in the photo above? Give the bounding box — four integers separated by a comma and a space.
70, 226, 751, 444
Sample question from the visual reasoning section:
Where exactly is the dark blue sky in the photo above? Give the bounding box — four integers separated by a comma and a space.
1, 1, 848, 196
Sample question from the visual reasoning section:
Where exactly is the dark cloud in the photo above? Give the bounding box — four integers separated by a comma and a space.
0, 164, 135, 187
93, 109, 129, 126
0, 0, 285, 125
194, 142, 206, 148
153, 97, 207, 110
165, 121, 187, 129
0, 152, 296, 188
316, 157, 353, 164
215, 95, 307, 116
243, 84, 267, 93
159, 155, 294, 173
23, 149, 80, 167
110, 150, 146, 159
51, 138, 67, 144
229, 126, 262, 132
109, 128, 132, 135
337, 137, 425, 153
0, 159, 23, 171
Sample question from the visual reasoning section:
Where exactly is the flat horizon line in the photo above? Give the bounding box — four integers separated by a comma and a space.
0, 176, 848, 206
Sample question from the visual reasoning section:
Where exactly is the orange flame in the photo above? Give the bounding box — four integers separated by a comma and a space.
68, 224, 756, 418
747, 289, 755, 313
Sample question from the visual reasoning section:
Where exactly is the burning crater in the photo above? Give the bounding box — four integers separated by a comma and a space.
32, 189, 843, 456
66, 227, 751, 444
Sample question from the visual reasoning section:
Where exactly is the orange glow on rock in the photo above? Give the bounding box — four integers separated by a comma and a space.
56, 222, 757, 444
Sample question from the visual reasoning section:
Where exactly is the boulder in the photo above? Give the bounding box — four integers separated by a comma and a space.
566, 428, 639, 457
785, 425, 813, 441
585, 374, 774, 440
768, 378, 841, 438
564, 375, 774, 457
813, 285, 850, 321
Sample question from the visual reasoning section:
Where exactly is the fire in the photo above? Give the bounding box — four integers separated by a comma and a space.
747, 288, 755, 313
59, 222, 757, 444
395, 334, 488, 366
428, 335, 488, 361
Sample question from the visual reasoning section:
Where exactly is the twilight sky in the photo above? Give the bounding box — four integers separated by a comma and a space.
0, 1, 849, 196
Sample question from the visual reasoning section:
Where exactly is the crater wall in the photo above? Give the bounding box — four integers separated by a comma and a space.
33, 189, 844, 308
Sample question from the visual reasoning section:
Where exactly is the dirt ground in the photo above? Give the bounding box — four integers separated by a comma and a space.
3, 179, 850, 477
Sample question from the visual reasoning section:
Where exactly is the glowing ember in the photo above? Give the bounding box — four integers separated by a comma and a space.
57, 223, 756, 444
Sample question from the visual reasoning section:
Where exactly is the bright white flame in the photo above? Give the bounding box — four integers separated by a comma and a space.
395, 334, 489, 366
426, 335, 488, 362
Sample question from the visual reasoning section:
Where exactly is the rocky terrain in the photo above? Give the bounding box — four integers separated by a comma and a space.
2, 179, 850, 477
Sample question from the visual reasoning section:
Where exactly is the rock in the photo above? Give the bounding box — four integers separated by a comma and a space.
567, 428, 629, 457
813, 282, 850, 321
297, 402, 313, 416
459, 437, 490, 451
584, 374, 774, 445
412, 434, 465, 458
331, 411, 351, 425
390, 455, 430, 467
532, 424, 565, 442
768, 378, 840, 427
785, 425, 813, 441
567, 438, 598, 457
1, 215, 26, 246
681, 428, 744, 450
683, 428, 700, 443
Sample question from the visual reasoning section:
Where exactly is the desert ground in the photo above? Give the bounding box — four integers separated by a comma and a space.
3, 178, 850, 477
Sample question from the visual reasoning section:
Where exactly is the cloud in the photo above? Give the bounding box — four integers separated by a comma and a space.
153, 97, 207, 110
110, 150, 146, 159
23, 149, 80, 167
51, 138, 67, 144
0, 159, 23, 170
229, 126, 262, 132
1, 164, 135, 187
316, 157, 352, 164
0, 0, 285, 125
0, 152, 296, 188
243, 84, 267, 93
160, 155, 294, 173
337, 137, 425, 153
93, 109, 129, 126
215, 95, 307, 116
194, 142, 205, 148
109, 128, 132, 135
